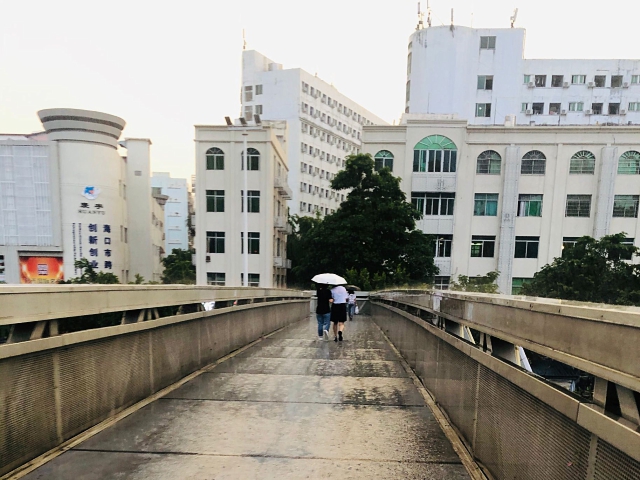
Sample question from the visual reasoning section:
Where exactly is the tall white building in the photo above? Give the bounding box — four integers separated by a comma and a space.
242, 50, 387, 216
406, 25, 640, 126
194, 121, 292, 288
0, 108, 164, 284
362, 115, 640, 293
151, 172, 190, 252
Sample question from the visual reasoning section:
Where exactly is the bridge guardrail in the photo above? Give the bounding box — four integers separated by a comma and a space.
371, 290, 640, 480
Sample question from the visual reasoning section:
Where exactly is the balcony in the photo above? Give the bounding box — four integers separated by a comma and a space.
274, 216, 288, 231
274, 177, 293, 199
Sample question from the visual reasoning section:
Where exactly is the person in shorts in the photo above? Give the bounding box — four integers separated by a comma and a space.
347, 289, 358, 320
315, 284, 332, 341
330, 284, 348, 341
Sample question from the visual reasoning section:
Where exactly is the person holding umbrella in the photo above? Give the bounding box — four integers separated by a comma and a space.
311, 273, 348, 342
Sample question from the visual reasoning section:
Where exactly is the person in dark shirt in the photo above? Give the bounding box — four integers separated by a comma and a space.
316, 284, 332, 341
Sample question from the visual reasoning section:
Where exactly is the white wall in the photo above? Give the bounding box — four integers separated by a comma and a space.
151, 173, 189, 252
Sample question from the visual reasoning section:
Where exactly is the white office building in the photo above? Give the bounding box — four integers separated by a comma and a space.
194, 121, 292, 288
362, 115, 640, 294
406, 25, 640, 126
0, 108, 164, 284
241, 50, 387, 217
151, 172, 190, 253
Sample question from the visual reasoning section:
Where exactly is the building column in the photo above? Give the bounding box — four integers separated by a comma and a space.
497, 145, 521, 294
593, 146, 618, 239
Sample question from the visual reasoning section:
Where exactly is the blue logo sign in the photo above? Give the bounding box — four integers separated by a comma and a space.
82, 186, 101, 200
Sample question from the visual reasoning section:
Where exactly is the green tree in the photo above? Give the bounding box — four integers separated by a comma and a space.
287, 214, 322, 287
129, 274, 145, 284
161, 248, 196, 284
521, 233, 640, 305
60, 258, 120, 284
289, 153, 437, 288
450, 271, 499, 293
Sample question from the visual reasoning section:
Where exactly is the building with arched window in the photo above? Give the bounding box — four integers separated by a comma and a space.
362, 114, 640, 293
194, 121, 292, 287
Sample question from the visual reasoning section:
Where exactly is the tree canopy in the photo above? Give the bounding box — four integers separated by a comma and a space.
60, 258, 120, 284
450, 271, 499, 293
287, 153, 437, 289
161, 248, 196, 284
521, 233, 640, 305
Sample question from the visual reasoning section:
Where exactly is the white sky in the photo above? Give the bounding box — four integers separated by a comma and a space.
1, 0, 639, 180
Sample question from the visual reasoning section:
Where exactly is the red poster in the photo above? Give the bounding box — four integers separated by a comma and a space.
19, 257, 64, 284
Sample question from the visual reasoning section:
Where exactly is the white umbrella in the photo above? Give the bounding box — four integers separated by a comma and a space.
312, 273, 347, 285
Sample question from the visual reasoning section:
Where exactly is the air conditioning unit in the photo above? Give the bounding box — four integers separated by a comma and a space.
587, 82, 595, 88
563, 82, 570, 88
527, 82, 535, 88
623, 82, 630, 88
585, 109, 593, 115
300, 184, 306, 192
620, 109, 627, 115
300, 164, 306, 172
560, 109, 567, 115
525, 109, 533, 115
313, 132, 319, 138
312, 150, 318, 157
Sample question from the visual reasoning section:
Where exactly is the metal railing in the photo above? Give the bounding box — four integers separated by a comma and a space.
371, 290, 640, 480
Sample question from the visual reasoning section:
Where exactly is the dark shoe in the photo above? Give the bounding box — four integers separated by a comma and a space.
334, 336, 338, 342
338, 331, 343, 341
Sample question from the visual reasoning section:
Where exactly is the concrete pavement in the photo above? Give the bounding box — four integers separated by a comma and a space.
23, 315, 470, 479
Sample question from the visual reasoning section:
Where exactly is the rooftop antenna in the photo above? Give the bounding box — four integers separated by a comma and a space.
427, 0, 432, 27
242, 29, 247, 50
450, 8, 454, 31
416, 2, 424, 30
510, 8, 518, 28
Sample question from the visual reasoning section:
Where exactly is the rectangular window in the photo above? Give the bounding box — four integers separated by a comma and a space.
480, 36, 496, 49
473, 193, 499, 216
477, 155, 501, 174
255, 105, 263, 115
535, 75, 547, 87
206, 190, 224, 212
413, 150, 457, 173
532, 102, 544, 115
511, 278, 532, 295
572, 75, 586, 84
241, 273, 260, 287
255, 84, 263, 95
206, 151, 224, 170
569, 102, 584, 112
611, 75, 623, 88
518, 194, 543, 217
476, 103, 492, 117
244, 86, 253, 102
551, 75, 564, 87
521, 102, 529, 112
207, 272, 225, 286
570, 155, 595, 174
0, 255, 4, 282
434, 276, 450, 290
618, 156, 640, 174
514, 236, 539, 258
609, 103, 620, 115
411, 192, 455, 216
549, 103, 561, 115
206, 231, 225, 253
477, 75, 493, 90
621, 238, 635, 260
632, 75, 640, 84
241, 190, 260, 212
613, 195, 639, 218
243, 105, 253, 119
628, 102, 640, 111
562, 237, 579, 257
565, 195, 592, 217
434, 235, 453, 257
523, 74, 531, 84
241, 232, 260, 254
521, 158, 546, 175
470, 235, 496, 258
594, 75, 606, 87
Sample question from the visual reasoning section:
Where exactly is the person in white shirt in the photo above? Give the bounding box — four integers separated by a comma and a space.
330, 285, 348, 342
346, 289, 358, 320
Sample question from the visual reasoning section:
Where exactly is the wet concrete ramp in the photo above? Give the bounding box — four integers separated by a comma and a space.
24, 316, 470, 479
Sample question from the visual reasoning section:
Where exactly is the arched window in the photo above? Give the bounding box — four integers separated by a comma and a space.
521, 150, 546, 175
374, 150, 394, 171
206, 147, 224, 170
618, 151, 640, 174
242, 148, 260, 171
476, 150, 501, 174
413, 135, 457, 173
569, 150, 595, 174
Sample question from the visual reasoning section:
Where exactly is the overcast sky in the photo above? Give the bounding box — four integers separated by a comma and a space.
1, 0, 638, 179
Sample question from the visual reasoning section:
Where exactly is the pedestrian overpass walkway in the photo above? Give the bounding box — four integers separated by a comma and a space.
21, 316, 470, 479
1, 286, 639, 479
